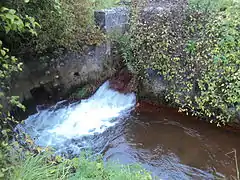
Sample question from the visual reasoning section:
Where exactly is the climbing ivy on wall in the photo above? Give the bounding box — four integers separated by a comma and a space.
120, 0, 240, 125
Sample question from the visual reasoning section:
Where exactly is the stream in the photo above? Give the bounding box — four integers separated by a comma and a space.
15, 81, 240, 180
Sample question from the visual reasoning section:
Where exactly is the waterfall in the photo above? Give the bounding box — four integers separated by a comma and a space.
16, 81, 136, 154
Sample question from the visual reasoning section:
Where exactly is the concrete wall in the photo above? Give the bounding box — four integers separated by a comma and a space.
95, 7, 130, 34
10, 7, 130, 103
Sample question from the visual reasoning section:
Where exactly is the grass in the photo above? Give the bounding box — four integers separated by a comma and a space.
69, 155, 152, 180
6, 151, 153, 180
9, 153, 71, 180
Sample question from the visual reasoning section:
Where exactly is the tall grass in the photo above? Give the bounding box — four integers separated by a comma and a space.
7, 152, 152, 180
9, 153, 71, 180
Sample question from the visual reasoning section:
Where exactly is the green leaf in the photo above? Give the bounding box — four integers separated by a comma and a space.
0, 50, 6, 56
0, 172, 4, 178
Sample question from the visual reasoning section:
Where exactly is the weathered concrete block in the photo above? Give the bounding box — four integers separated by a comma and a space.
94, 7, 130, 34
9, 6, 131, 102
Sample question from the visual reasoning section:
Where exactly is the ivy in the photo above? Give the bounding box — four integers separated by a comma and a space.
120, 0, 240, 125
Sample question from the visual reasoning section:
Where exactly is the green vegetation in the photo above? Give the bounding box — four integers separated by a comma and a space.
69, 155, 152, 180
0, 1, 153, 180
1, 145, 152, 180
1, 0, 122, 56
69, 84, 95, 100
0, 0, 119, 139
94, 0, 121, 10
9, 153, 70, 180
2, 0, 101, 53
1, 0, 240, 179
119, 0, 240, 125
0, 4, 38, 146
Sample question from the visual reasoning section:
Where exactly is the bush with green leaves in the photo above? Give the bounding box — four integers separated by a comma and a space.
0, 0, 118, 143
119, 0, 240, 125
0, 4, 39, 139
2, 0, 120, 54
0, 5, 40, 178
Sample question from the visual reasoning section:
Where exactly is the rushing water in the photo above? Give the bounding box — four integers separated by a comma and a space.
16, 81, 240, 179
16, 81, 136, 154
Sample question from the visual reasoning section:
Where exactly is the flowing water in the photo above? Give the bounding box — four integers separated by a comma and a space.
16, 81, 240, 180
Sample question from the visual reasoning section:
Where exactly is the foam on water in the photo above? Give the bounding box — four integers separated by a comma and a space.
16, 81, 136, 152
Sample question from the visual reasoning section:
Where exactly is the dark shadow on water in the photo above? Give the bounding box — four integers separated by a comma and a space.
103, 104, 240, 180
15, 99, 240, 179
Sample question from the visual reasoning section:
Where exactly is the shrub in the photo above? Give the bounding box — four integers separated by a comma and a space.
2, 0, 120, 54
119, 0, 240, 125
0, 4, 39, 143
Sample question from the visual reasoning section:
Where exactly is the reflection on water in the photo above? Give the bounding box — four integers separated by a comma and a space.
15, 80, 240, 179
104, 106, 240, 180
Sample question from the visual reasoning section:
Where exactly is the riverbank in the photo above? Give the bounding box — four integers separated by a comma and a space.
10, 91, 240, 179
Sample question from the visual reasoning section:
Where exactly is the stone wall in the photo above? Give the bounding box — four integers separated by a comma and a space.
95, 7, 130, 34
10, 7, 130, 104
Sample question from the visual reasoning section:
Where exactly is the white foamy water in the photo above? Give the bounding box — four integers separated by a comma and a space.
16, 81, 136, 152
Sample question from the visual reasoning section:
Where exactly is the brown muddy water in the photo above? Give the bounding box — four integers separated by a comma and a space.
103, 102, 240, 180
16, 88, 240, 180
